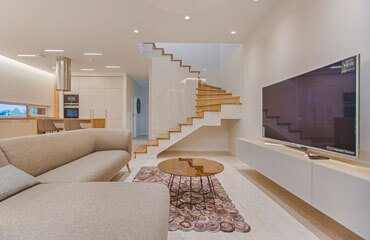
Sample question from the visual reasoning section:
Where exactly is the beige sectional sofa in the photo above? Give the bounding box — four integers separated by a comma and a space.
0, 129, 169, 240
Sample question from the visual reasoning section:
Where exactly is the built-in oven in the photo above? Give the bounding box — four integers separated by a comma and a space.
64, 94, 79, 118
64, 94, 79, 104
64, 107, 79, 118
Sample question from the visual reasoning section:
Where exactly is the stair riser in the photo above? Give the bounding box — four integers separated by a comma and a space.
197, 85, 222, 91
196, 97, 240, 105
196, 105, 221, 112
197, 89, 227, 94
196, 95, 236, 101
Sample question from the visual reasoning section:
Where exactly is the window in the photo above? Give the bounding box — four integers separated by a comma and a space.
30, 106, 48, 116
0, 103, 28, 117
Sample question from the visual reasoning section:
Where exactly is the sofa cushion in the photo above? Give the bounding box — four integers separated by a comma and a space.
36, 150, 129, 183
0, 165, 39, 201
0, 149, 8, 167
0, 182, 169, 240
0, 130, 95, 176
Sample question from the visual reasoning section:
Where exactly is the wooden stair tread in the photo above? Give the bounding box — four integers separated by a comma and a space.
157, 134, 170, 139
198, 83, 221, 89
196, 109, 221, 113
197, 88, 226, 92
196, 96, 238, 100
134, 145, 147, 154
169, 127, 181, 132
147, 139, 159, 146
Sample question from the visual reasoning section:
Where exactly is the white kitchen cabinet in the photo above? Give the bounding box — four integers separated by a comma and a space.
105, 77, 123, 89
70, 77, 79, 94
76, 77, 124, 128
79, 89, 92, 118
91, 89, 105, 118
92, 77, 105, 89
104, 89, 123, 120
78, 77, 93, 89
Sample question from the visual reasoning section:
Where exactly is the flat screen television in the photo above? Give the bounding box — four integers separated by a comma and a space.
262, 55, 360, 158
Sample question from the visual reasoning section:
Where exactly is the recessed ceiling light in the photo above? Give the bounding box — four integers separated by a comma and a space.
17, 54, 37, 57
80, 68, 95, 71
134, 29, 139, 34
203, 68, 207, 71
105, 66, 121, 69
185, 15, 190, 20
52, 67, 56, 69
253, 0, 260, 2
231, 31, 236, 35
83, 53, 102, 56
44, 49, 64, 52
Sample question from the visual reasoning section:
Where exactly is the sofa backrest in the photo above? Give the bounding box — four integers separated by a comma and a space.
0, 149, 8, 167
0, 130, 95, 176
92, 129, 132, 157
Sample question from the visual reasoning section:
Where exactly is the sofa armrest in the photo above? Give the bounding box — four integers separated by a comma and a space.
90, 129, 132, 160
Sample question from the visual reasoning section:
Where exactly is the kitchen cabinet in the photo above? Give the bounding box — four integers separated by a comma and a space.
78, 89, 92, 118
74, 77, 124, 128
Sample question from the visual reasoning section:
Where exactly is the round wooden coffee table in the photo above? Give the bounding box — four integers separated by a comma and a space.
158, 158, 224, 209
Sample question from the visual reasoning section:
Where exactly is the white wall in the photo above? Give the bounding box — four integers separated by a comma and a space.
126, 75, 134, 131
230, 0, 370, 164
0, 55, 54, 107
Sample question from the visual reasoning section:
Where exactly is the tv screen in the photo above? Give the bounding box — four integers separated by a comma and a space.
263, 55, 359, 157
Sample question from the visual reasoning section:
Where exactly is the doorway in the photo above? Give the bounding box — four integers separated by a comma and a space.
132, 81, 149, 140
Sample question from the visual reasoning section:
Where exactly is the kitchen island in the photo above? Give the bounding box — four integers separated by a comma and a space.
0, 117, 105, 139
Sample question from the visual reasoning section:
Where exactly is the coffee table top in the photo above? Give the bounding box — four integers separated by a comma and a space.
158, 158, 224, 177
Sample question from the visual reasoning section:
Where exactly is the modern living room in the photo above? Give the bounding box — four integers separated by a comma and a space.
0, 0, 369, 240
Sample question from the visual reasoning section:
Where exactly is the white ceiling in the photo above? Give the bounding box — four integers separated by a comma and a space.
0, 0, 280, 81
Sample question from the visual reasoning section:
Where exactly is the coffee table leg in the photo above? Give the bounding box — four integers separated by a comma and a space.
200, 176, 206, 209
168, 175, 175, 191
167, 174, 173, 188
176, 176, 182, 207
189, 177, 192, 209
210, 175, 217, 197
207, 176, 215, 204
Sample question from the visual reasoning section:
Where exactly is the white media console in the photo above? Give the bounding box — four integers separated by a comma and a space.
236, 138, 370, 239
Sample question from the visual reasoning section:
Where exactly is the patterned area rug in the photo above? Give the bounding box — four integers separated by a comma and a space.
133, 166, 251, 233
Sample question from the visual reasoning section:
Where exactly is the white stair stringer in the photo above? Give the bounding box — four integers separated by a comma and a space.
136, 104, 242, 159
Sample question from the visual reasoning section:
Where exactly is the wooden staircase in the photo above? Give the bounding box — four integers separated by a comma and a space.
134, 81, 242, 158
143, 42, 201, 78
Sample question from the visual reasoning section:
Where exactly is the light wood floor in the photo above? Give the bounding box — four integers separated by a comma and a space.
120, 150, 361, 240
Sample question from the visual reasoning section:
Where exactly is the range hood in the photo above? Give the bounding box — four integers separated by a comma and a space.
56, 56, 71, 91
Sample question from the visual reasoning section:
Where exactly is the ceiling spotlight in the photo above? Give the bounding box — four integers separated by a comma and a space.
231, 31, 236, 35
185, 16, 190, 20
17, 54, 37, 57
80, 68, 95, 71
52, 66, 56, 69
44, 49, 64, 52
134, 29, 139, 34
83, 53, 102, 56
105, 66, 121, 69
203, 68, 207, 71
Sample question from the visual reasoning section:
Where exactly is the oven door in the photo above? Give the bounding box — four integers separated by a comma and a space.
64, 108, 79, 118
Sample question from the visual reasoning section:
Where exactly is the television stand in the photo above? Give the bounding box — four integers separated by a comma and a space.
304, 152, 330, 160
